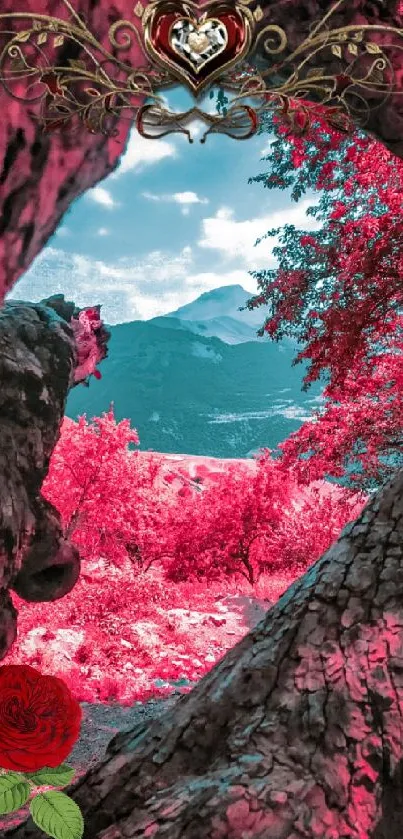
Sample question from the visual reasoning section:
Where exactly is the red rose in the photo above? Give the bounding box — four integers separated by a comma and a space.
0, 665, 82, 772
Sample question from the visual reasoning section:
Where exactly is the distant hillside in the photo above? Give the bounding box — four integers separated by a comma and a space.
151, 313, 265, 345
167, 284, 262, 324
153, 284, 270, 345
67, 316, 322, 459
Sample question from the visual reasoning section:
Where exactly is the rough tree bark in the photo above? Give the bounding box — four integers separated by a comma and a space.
0, 300, 81, 660
0, 294, 110, 659
2, 468, 403, 838
0, 0, 141, 304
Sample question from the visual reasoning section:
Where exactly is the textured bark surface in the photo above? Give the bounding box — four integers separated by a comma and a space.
0, 301, 80, 659
3, 468, 403, 838
0, 2, 402, 305
0, 0, 141, 306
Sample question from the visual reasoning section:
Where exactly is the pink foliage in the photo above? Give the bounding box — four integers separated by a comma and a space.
5, 415, 367, 704
8, 565, 280, 705
165, 451, 292, 585
70, 306, 109, 385
250, 112, 403, 487
42, 410, 173, 571
260, 483, 366, 574
43, 413, 365, 589
162, 452, 366, 585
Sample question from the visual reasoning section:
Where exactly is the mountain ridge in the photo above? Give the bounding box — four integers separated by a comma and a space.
150, 284, 272, 345
66, 287, 321, 459
165, 284, 261, 323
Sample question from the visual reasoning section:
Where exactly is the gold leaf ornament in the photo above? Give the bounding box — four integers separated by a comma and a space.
9, 57, 26, 72
366, 42, 382, 54
68, 58, 86, 70
367, 66, 383, 85
133, 2, 145, 18
14, 30, 31, 43
306, 67, 324, 79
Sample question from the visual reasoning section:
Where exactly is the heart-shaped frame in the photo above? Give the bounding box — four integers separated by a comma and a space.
143, 0, 254, 95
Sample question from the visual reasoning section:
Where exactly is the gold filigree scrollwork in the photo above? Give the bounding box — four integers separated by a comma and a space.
0, 0, 402, 141
0, 0, 168, 135
248, 0, 403, 131
136, 101, 259, 142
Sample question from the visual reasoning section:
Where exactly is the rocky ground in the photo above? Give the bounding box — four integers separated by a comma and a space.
0, 595, 272, 831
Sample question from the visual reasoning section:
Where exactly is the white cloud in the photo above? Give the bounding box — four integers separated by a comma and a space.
142, 190, 208, 207
55, 226, 70, 237
173, 191, 208, 205
12, 199, 318, 324
181, 207, 190, 216
87, 186, 117, 209
11, 245, 255, 324
112, 130, 177, 176
198, 199, 318, 270
142, 191, 161, 202
187, 120, 204, 140
216, 207, 233, 220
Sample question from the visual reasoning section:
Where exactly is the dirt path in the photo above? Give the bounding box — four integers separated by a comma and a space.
0, 695, 179, 831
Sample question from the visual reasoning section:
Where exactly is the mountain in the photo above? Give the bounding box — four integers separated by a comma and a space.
66, 313, 322, 460
151, 314, 264, 345
166, 285, 262, 325
151, 284, 270, 345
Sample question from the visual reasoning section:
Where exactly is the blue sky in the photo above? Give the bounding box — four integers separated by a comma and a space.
10, 87, 317, 324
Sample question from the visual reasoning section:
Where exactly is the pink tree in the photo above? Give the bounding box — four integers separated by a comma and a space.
166, 454, 366, 586
247, 114, 403, 489
43, 410, 178, 573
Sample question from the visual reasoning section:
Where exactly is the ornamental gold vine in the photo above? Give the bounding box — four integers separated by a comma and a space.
0, 0, 401, 141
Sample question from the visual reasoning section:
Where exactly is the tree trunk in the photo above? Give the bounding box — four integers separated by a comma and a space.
3, 468, 403, 838
0, 0, 143, 305
0, 301, 80, 657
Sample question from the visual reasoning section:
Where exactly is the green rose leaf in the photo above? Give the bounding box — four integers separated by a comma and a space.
30, 791, 84, 839
0, 772, 30, 814
25, 764, 75, 787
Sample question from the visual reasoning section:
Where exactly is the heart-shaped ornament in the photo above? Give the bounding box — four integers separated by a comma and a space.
170, 18, 228, 74
143, 1, 254, 94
